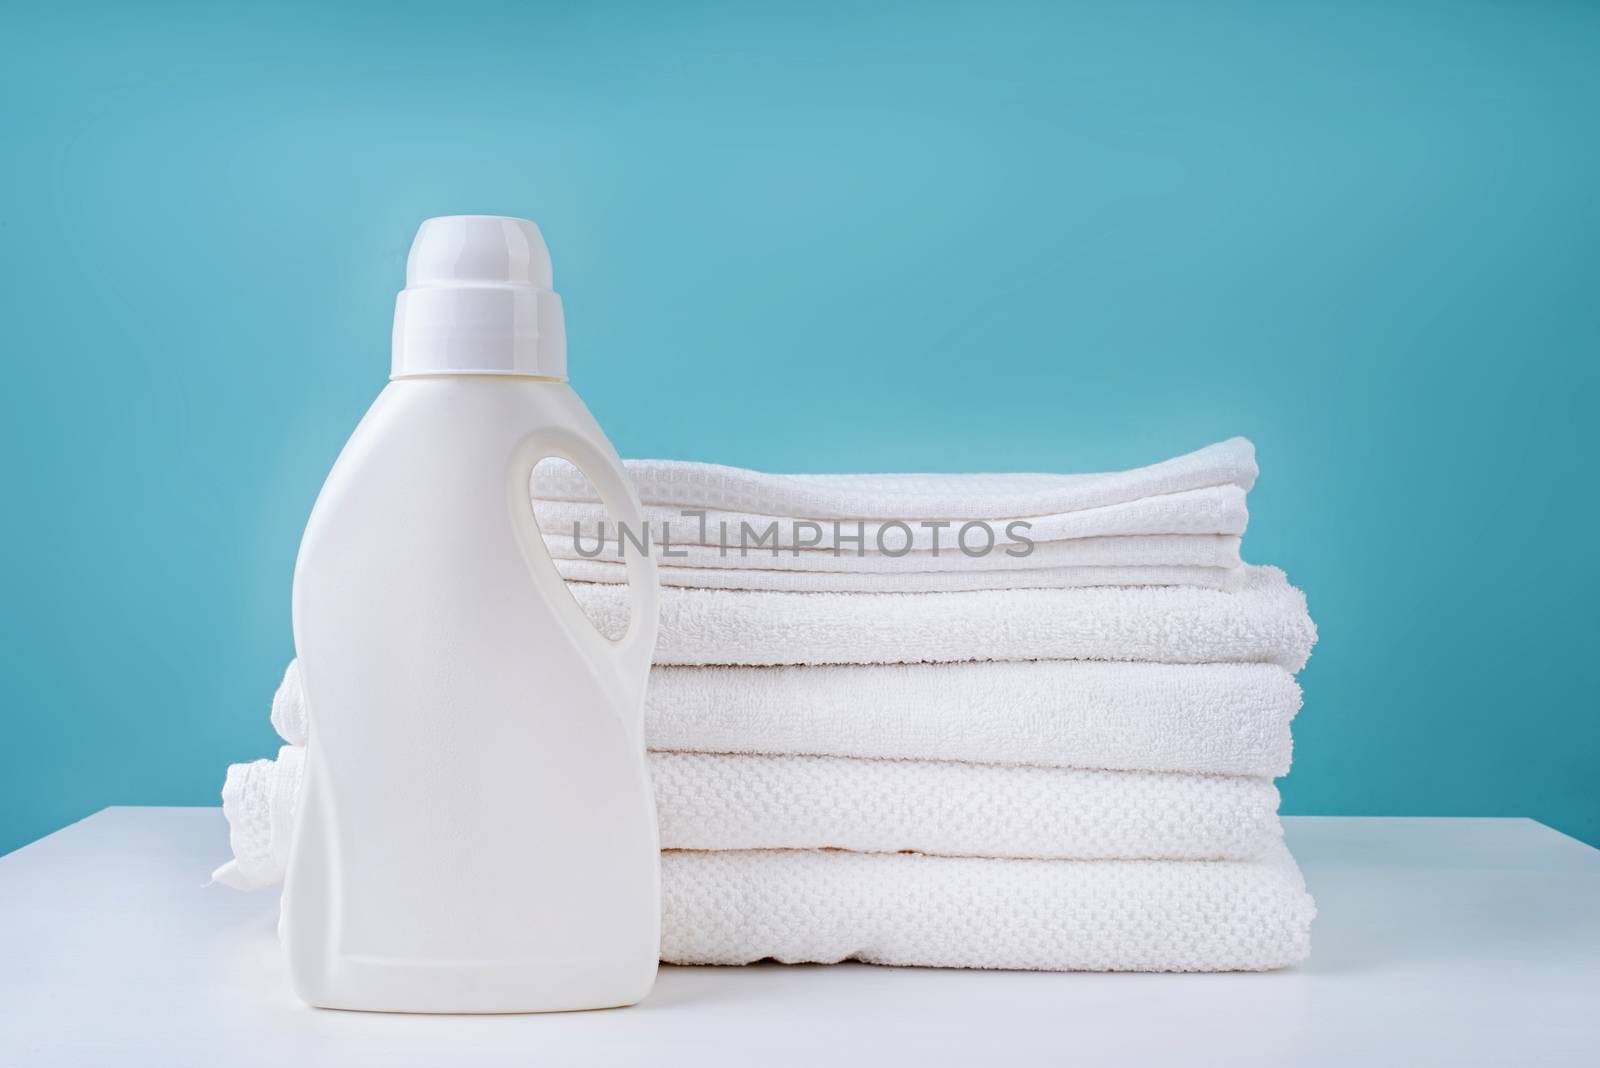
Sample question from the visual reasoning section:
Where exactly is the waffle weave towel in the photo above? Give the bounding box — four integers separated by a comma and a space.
215, 747, 1282, 891
214, 751, 1312, 972
661, 844, 1313, 972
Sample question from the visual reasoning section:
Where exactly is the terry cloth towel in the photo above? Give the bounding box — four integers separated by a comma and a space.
213, 754, 1313, 972
546, 532, 1244, 593
532, 484, 1248, 553
554, 559, 1240, 593
548, 533, 1242, 571
566, 564, 1316, 671
644, 660, 1300, 776
532, 437, 1257, 522
531, 440, 1257, 591
661, 845, 1314, 972
270, 659, 1302, 777
215, 748, 1281, 890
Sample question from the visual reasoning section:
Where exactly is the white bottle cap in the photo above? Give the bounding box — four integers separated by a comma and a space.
391, 215, 568, 379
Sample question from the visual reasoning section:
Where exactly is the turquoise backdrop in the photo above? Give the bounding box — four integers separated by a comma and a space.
3, 0, 1597, 855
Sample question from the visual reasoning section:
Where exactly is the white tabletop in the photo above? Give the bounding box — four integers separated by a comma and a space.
2, 809, 1597, 1066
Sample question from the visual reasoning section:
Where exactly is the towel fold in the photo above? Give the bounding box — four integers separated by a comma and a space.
531, 441, 1256, 592
217, 747, 1281, 891
533, 437, 1258, 520
532, 483, 1249, 550
545, 532, 1242, 571
662, 843, 1313, 972
568, 564, 1316, 670
271, 658, 1301, 776
557, 559, 1241, 593
546, 532, 1242, 593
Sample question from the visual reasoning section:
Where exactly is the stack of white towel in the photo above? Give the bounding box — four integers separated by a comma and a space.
216, 438, 1318, 972
536, 437, 1254, 594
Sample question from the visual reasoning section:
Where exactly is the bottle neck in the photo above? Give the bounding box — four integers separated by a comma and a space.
387, 372, 568, 383
391, 285, 567, 379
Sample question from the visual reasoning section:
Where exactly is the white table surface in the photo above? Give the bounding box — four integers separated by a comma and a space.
2, 809, 1597, 1066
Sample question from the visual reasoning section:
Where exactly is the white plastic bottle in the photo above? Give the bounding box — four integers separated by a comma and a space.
280, 216, 661, 1013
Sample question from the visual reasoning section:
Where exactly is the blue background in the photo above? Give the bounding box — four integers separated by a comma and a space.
3, 0, 1597, 856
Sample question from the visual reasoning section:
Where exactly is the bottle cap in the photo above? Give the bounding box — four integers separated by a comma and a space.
390, 215, 567, 379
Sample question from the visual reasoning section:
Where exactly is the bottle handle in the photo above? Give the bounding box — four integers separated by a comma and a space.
506, 428, 661, 723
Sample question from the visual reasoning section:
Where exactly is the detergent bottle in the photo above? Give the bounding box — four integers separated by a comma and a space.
281, 215, 661, 1013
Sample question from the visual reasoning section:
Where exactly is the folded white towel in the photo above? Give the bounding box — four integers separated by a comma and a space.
532, 442, 1254, 593
654, 752, 1280, 860
544, 524, 1228, 565
215, 753, 1313, 972
662, 844, 1313, 972
271, 658, 1300, 776
644, 660, 1301, 776
217, 745, 303, 892
533, 484, 1249, 552
556, 559, 1240, 593
216, 748, 1280, 890
268, 663, 308, 754
545, 532, 1245, 593
544, 532, 1242, 571
533, 437, 1258, 520
568, 564, 1316, 670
